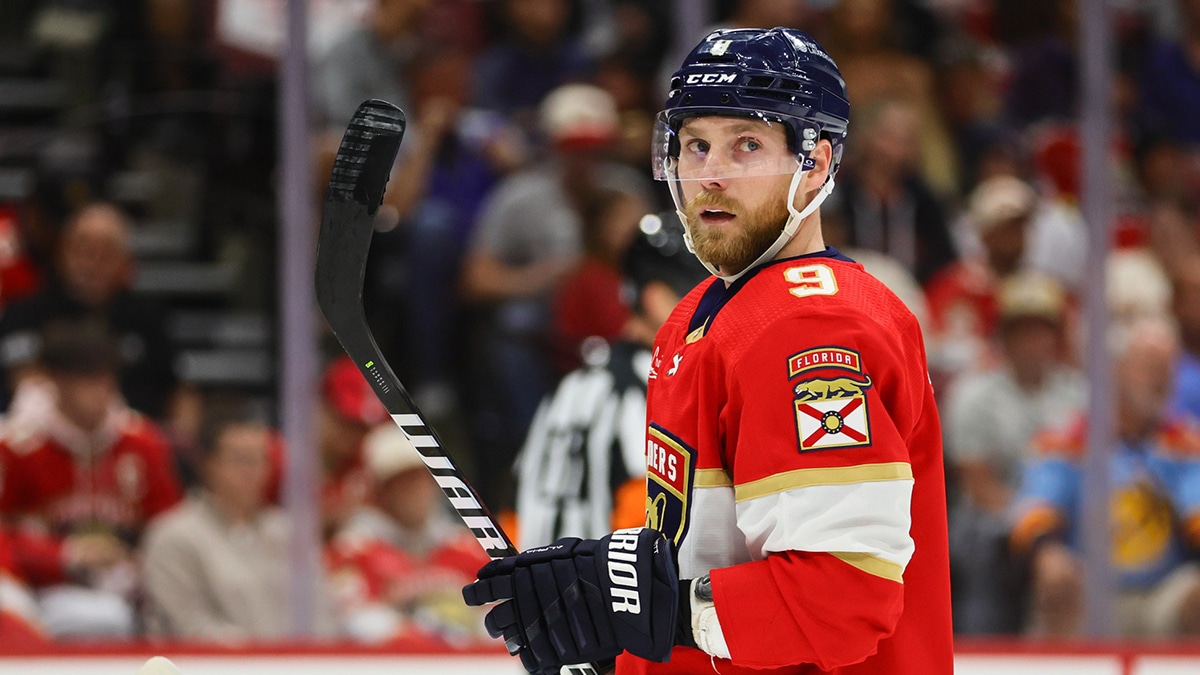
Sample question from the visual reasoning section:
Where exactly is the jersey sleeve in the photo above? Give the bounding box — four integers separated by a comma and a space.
708, 307, 921, 670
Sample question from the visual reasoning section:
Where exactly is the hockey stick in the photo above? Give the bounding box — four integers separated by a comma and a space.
314, 100, 602, 675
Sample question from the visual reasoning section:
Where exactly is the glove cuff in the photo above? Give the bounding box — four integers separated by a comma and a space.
676, 578, 698, 649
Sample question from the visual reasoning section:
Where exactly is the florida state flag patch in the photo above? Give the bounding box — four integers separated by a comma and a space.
788, 347, 873, 451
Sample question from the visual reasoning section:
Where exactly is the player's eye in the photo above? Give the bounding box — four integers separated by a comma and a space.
737, 137, 762, 152
684, 139, 710, 156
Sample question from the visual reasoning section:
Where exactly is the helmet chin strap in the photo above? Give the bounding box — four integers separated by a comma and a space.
677, 168, 836, 285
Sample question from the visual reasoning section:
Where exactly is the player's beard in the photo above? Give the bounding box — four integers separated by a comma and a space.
685, 190, 790, 275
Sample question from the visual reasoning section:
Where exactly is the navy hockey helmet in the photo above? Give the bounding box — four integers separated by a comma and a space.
652, 27, 851, 282
653, 27, 850, 181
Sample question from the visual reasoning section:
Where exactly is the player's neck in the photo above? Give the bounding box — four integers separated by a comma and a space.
775, 213, 826, 260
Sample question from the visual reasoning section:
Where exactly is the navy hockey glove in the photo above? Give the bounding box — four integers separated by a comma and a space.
462, 527, 679, 673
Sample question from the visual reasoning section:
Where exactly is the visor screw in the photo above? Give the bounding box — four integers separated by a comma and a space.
719, 93, 731, 103
803, 128, 818, 140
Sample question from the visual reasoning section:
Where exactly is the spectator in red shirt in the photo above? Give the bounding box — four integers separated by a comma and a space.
551, 187, 648, 373
0, 320, 181, 638
328, 424, 489, 645
925, 175, 1038, 386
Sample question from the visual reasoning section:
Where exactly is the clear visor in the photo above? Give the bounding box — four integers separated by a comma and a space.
651, 110, 818, 181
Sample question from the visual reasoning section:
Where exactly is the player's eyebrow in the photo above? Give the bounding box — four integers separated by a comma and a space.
680, 119, 772, 138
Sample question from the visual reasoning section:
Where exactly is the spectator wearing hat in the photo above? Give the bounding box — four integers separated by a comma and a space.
327, 424, 489, 645
1011, 317, 1200, 638
943, 271, 1085, 634
141, 408, 333, 641
459, 83, 649, 513
831, 98, 958, 285
925, 175, 1040, 383
319, 356, 391, 538
0, 320, 181, 638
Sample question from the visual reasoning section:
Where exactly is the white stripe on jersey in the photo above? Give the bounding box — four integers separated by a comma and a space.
735, 479, 915, 580
677, 486, 753, 579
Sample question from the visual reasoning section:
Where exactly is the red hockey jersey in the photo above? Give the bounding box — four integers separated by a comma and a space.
618, 250, 953, 674
0, 409, 181, 584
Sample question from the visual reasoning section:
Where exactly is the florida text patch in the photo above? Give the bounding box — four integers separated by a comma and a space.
788, 347, 873, 451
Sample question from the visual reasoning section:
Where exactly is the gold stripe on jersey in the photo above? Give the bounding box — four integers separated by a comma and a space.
735, 462, 913, 502
695, 468, 733, 488
685, 318, 710, 344
831, 551, 904, 583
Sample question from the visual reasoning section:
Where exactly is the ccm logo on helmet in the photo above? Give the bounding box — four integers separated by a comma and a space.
685, 72, 737, 85
607, 528, 644, 614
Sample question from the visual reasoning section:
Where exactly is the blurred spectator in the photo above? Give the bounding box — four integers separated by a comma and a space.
996, 0, 1078, 127
825, 0, 957, 195
1108, 248, 1174, 329
1171, 259, 1200, 420
0, 321, 181, 638
472, 0, 594, 147
364, 50, 521, 422
517, 213, 709, 550
319, 356, 389, 538
1011, 317, 1200, 638
313, 0, 432, 133
592, 0, 673, 80
141, 409, 331, 641
459, 83, 648, 512
1138, 0, 1200, 145
926, 176, 1038, 381
550, 187, 647, 373
593, 55, 662, 180
833, 98, 957, 285
931, 37, 1010, 197
721, 0, 809, 29
0, 202, 181, 420
945, 272, 1085, 634
327, 424, 489, 645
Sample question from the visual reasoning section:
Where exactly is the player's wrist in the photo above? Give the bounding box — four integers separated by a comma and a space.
676, 574, 731, 659
676, 577, 698, 649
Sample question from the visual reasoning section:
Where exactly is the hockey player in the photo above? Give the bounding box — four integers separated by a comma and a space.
464, 27, 953, 674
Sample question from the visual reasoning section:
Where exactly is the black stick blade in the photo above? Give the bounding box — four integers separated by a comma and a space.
326, 99, 406, 212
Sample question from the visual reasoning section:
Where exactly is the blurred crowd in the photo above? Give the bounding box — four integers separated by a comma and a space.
1, 0, 1200, 649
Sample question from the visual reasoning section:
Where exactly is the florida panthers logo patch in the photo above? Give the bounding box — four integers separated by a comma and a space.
788, 347, 873, 451
644, 424, 694, 546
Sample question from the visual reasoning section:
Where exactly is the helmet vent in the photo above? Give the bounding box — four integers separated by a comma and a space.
747, 76, 775, 88
751, 90, 794, 103
778, 79, 802, 91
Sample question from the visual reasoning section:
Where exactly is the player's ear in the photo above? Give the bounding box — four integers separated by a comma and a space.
808, 139, 833, 187
796, 139, 833, 204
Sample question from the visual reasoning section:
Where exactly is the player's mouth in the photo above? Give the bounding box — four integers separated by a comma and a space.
699, 208, 736, 224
